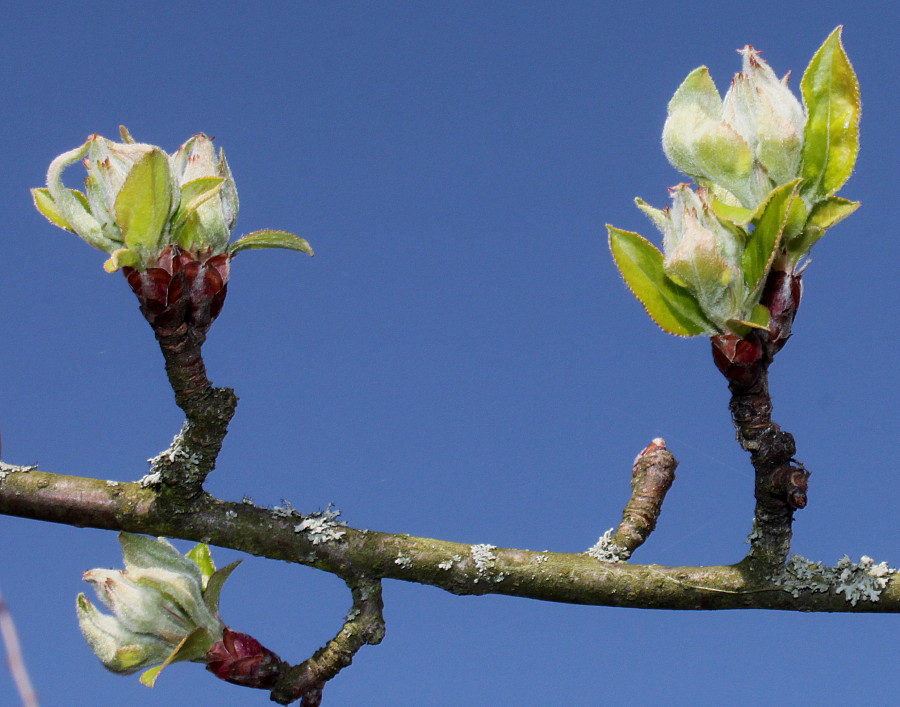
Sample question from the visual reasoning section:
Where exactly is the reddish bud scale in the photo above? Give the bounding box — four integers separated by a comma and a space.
205, 628, 285, 689
760, 269, 802, 355
711, 332, 764, 389
122, 246, 230, 334
711, 269, 802, 388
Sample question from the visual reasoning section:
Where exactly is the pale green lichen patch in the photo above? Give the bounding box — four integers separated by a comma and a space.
139, 471, 162, 488
775, 554, 897, 606
394, 555, 413, 569
470, 544, 497, 581
271, 499, 296, 518
745, 517, 763, 544
0, 462, 37, 482
438, 554, 462, 571
294, 505, 348, 545
585, 529, 629, 563
344, 608, 361, 623
147, 428, 201, 472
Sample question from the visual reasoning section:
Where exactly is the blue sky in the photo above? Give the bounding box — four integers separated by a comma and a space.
0, 2, 896, 705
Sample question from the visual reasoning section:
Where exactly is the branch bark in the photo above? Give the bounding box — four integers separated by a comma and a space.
728, 368, 809, 568
0, 465, 895, 614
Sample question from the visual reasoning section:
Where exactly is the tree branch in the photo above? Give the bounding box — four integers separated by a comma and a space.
727, 368, 809, 568
269, 577, 385, 705
124, 256, 237, 500
0, 465, 895, 613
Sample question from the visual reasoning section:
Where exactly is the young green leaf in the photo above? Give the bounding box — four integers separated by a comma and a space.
186, 543, 216, 588
727, 303, 770, 337
607, 225, 715, 337
800, 26, 860, 200
228, 229, 314, 256
31, 187, 91, 232
114, 149, 172, 253
102, 248, 141, 273
172, 177, 224, 227
202, 560, 242, 614
742, 180, 799, 299
634, 197, 668, 234
711, 197, 754, 226
806, 196, 860, 230
138, 627, 215, 688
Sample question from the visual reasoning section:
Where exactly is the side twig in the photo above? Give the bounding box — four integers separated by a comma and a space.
608, 438, 677, 560
270, 577, 385, 705
728, 368, 808, 568
0, 588, 39, 707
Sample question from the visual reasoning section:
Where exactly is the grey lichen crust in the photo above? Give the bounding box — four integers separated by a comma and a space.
142, 426, 201, 486
585, 528, 629, 563
293, 504, 348, 545
470, 544, 507, 583
0, 462, 37, 483
775, 554, 897, 606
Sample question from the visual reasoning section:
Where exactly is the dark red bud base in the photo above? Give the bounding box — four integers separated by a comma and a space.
206, 628, 286, 689
711, 269, 803, 390
122, 246, 230, 334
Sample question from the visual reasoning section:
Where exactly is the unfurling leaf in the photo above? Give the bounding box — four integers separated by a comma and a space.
800, 26, 860, 201
742, 180, 800, 299
114, 149, 172, 253
228, 229, 314, 256
607, 226, 714, 337
31, 187, 91, 232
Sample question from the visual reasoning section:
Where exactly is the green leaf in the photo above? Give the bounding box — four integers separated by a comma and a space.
800, 26, 860, 200
203, 560, 242, 614
103, 248, 141, 273
138, 665, 164, 688
782, 193, 808, 242
634, 197, 668, 235
119, 533, 201, 580
806, 196, 860, 230
31, 187, 91, 232
786, 226, 825, 261
138, 627, 214, 687
607, 225, 715, 337
228, 229, 314, 256
742, 180, 799, 299
172, 177, 223, 227
114, 149, 172, 253
785, 196, 859, 262
727, 304, 770, 337
711, 197, 754, 226
175, 215, 203, 251
186, 543, 216, 588
45, 140, 112, 252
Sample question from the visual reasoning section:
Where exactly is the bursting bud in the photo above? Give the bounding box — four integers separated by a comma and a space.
662, 48, 804, 209
635, 184, 749, 332
76, 533, 261, 688
722, 48, 804, 189
33, 128, 313, 332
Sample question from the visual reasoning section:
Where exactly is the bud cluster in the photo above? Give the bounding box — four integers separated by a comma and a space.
608, 28, 859, 384
662, 47, 805, 210
76, 533, 283, 689
33, 128, 313, 332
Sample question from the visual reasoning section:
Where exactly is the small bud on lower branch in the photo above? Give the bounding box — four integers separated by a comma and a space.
608, 439, 678, 560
